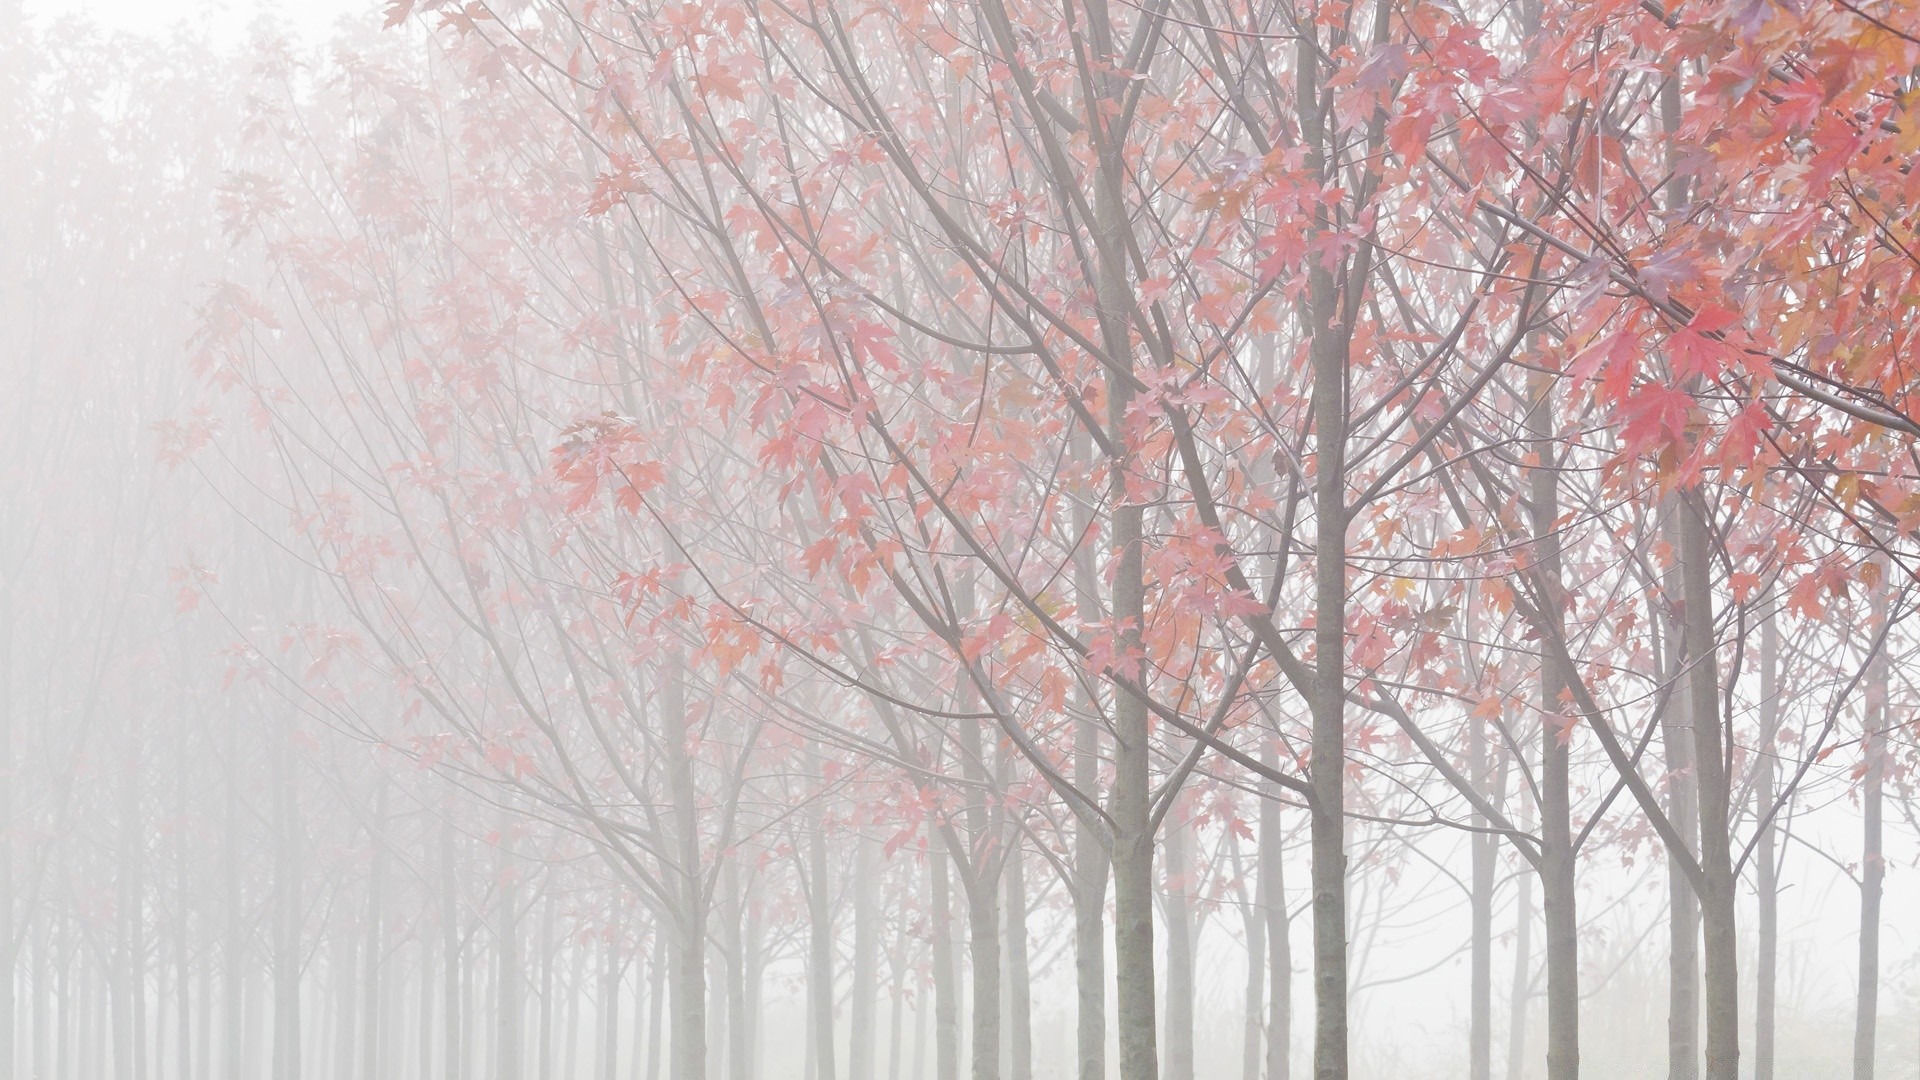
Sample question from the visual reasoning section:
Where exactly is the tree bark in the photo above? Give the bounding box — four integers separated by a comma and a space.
1005, 844, 1032, 1080
1163, 808, 1195, 1080
665, 660, 708, 1080
273, 729, 301, 1080
1240, 828, 1266, 1080
805, 744, 838, 1080
1680, 493, 1737, 1080
1754, 588, 1780, 1080
363, 780, 388, 1080
1507, 816, 1533, 1080
931, 839, 960, 1080
1470, 715, 1494, 1080
1263, 743, 1291, 1080
1527, 370, 1579, 1080
1854, 572, 1887, 1080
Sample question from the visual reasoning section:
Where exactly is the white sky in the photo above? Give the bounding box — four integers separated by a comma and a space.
23, 0, 376, 44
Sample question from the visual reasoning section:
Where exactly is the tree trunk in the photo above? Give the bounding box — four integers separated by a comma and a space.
495, 808, 521, 1080
1527, 370, 1579, 1080
727, 859, 755, 1080
597, 933, 619, 1080
1005, 844, 1032, 1080
1163, 809, 1195, 1080
1755, 588, 1780, 1080
965, 864, 1002, 1080
931, 843, 960, 1080
1470, 712, 1494, 1080
538, 894, 554, 1080
1680, 492, 1737, 1080
806, 740, 838, 1080
1298, 20, 1350, 1079
851, 841, 878, 1080
667, 661, 708, 1080
1506, 806, 1533, 1080
442, 822, 461, 1080
1855, 571, 1888, 1080
1661, 507, 1700, 1080
1263, 746, 1291, 1080
1240, 827, 1266, 1080
273, 730, 301, 1080
363, 780, 388, 1080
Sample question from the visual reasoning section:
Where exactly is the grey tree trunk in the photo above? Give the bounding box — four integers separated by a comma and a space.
1240, 828, 1266, 1080
1855, 573, 1887, 1080
273, 730, 301, 1080
932, 839, 960, 1080
965, 867, 1003, 1080
1005, 845, 1032, 1080
1755, 589, 1780, 1080
1680, 493, 1737, 1080
362, 780, 388, 1080
1298, 20, 1350, 1079
852, 840, 879, 1080
1661, 508, 1700, 1080
727, 860, 755, 1080
495, 809, 521, 1080
665, 660, 707, 1080
1163, 812, 1195, 1080
442, 823, 462, 1080
805, 756, 837, 1080
1262, 745, 1291, 1080
1507, 821, 1533, 1080
1527, 370, 1578, 1080
1470, 714, 1494, 1080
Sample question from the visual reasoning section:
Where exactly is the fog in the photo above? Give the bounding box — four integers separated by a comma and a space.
2, 1, 1916, 1079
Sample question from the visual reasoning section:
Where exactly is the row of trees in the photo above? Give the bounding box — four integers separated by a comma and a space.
8, 0, 1920, 1077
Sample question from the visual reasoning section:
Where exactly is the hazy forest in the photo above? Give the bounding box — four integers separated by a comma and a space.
6, 0, 1920, 1076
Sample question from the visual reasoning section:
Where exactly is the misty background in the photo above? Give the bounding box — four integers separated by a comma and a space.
2, 1, 1916, 1079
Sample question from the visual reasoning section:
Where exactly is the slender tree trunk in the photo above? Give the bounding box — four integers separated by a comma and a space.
419, 933, 435, 1080
727, 861, 755, 1080
805, 740, 838, 1080
1469, 714, 1493, 1080
1005, 846, 1032, 1080
332, 921, 356, 1080
1297, 19, 1351, 1078
1754, 588, 1780, 1080
1855, 572, 1888, 1080
645, 930, 664, 1080
362, 780, 388, 1080
1240, 827, 1266, 1080
1262, 745, 1291, 1080
442, 822, 461, 1080
1506, 806, 1533, 1080
965, 866, 1003, 1080
1082, 6, 1158, 1073
931, 842, 960, 1080
538, 895, 554, 1080
890, 917, 908, 1080
851, 840, 879, 1080
1071, 466, 1109, 1080
496, 807, 522, 1080
1527, 370, 1579, 1080
597, 933, 619, 1080
1163, 809, 1195, 1080
273, 729, 301, 1080
1661, 508, 1701, 1080
1680, 492, 1737, 1080
664, 660, 707, 1080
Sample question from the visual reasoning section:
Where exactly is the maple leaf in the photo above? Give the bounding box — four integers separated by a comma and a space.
1618, 383, 1693, 457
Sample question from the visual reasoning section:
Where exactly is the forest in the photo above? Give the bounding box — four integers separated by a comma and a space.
4, 0, 1920, 1076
